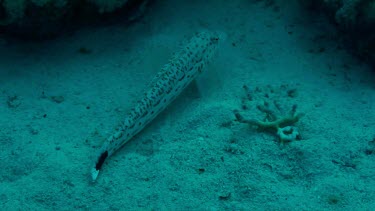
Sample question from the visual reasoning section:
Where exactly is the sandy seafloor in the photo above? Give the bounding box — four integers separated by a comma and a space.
1, 0, 375, 210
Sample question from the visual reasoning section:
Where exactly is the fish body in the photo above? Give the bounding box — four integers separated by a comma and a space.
91, 31, 222, 181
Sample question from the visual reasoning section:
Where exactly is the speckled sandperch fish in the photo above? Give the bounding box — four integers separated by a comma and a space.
91, 31, 224, 181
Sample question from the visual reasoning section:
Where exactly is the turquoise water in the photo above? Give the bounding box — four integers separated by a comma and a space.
0, 0, 374, 210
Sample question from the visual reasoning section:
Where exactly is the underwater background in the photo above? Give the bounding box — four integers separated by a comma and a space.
1, 0, 375, 210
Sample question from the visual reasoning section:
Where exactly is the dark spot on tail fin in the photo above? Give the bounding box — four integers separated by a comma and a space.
95, 151, 108, 171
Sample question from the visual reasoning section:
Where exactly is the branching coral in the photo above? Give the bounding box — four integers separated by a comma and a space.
0, 0, 135, 25
360, 0, 375, 24
1, 0, 27, 25
0, 0, 67, 25
318, 0, 375, 27
334, 0, 362, 27
234, 105, 304, 143
87, 0, 129, 13
234, 85, 304, 143
300, 0, 374, 27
